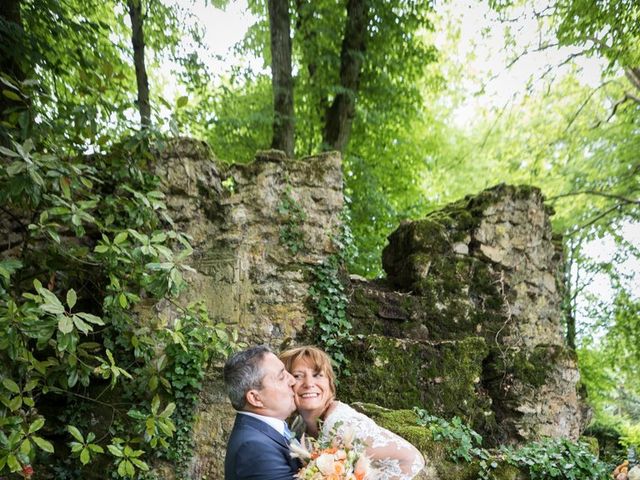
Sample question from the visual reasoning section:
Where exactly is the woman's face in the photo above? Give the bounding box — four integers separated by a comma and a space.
290, 357, 332, 414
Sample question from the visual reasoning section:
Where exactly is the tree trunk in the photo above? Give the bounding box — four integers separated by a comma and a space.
322, 0, 367, 153
0, 0, 24, 130
127, 0, 151, 128
268, 0, 294, 157
295, 0, 324, 155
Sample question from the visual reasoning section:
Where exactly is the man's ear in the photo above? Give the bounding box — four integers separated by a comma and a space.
245, 389, 263, 409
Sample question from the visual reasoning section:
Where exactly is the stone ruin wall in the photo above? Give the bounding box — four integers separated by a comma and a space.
153, 140, 344, 477
347, 185, 588, 445
152, 140, 587, 478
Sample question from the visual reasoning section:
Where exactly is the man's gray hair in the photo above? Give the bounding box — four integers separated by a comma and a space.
223, 345, 272, 411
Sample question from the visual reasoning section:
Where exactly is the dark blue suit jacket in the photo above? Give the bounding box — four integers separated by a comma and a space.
225, 413, 301, 480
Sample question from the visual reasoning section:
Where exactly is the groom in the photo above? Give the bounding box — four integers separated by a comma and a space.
223, 345, 301, 480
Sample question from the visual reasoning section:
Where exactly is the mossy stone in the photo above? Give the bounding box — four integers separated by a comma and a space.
351, 403, 529, 480
340, 335, 493, 431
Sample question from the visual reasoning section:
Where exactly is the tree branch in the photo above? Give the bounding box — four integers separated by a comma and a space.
625, 68, 640, 92
563, 80, 613, 133
591, 91, 640, 128
548, 190, 639, 205
566, 204, 622, 237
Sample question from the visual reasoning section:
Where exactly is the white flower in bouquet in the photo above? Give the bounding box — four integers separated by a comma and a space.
289, 424, 372, 479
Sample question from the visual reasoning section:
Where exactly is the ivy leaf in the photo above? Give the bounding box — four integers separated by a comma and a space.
67, 425, 84, 443
80, 447, 90, 464
39, 288, 65, 314
58, 316, 74, 334
2, 378, 20, 394
75, 312, 105, 325
107, 444, 123, 457
28, 417, 45, 433
66, 289, 77, 309
114, 231, 128, 245
72, 315, 92, 334
0, 145, 20, 157
32, 435, 55, 453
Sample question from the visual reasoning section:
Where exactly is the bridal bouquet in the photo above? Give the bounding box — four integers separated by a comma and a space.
289, 425, 372, 480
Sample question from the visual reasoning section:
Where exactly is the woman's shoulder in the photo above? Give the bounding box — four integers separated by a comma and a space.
325, 402, 374, 428
327, 401, 356, 418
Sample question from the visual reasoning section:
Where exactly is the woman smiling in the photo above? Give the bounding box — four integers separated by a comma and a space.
279, 345, 425, 480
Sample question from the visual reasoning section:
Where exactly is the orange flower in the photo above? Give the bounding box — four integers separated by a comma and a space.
354, 454, 371, 480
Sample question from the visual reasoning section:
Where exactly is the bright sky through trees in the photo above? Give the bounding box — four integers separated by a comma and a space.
432, 0, 608, 127
185, 0, 638, 325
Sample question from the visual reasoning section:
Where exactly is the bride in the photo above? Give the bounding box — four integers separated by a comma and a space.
279, 346, 425, 480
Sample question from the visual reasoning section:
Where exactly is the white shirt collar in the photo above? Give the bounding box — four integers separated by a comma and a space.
238, 411, 287, 436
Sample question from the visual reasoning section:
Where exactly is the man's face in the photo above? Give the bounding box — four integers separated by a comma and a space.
250, 352, 296, 420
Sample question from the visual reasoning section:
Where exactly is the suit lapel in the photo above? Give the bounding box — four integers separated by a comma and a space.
237, 414, 290, 450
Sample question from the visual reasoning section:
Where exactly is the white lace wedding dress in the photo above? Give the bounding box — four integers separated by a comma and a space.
319, 402, 425, 480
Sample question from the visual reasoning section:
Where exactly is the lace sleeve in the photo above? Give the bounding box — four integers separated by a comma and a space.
322, 403, 425, 480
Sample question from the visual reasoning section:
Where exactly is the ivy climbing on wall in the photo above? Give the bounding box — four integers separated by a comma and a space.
307, 207, 358, 378
277, 184, 307, 255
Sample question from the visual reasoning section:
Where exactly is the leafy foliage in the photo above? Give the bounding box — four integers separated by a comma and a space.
415, 407, 611, 480
2, 0, 639, 473
415, 408, 484, 463
554, 0, 640, 69
1, 0, 208, 148
503, 438, 611, 480
0, 80, 239, 477
578, 291, 640, 451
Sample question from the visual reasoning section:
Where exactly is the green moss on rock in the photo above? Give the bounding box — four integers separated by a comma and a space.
340, 335, 493, 431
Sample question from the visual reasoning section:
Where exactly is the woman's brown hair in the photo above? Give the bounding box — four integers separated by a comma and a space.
279, 345, 337, 396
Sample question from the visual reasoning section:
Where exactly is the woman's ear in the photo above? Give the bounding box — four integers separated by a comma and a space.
245, 389, 264, 409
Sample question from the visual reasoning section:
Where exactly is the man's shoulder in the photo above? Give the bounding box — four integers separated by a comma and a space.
228, 414, 276, 446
